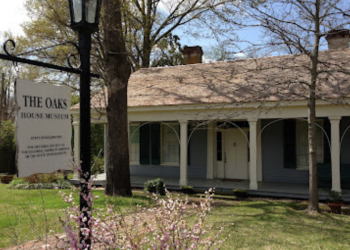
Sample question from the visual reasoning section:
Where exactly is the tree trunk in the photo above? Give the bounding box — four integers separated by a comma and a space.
103, 0, 132, 197
307, 0, 320, 213
141, 0, 153, 68
307, 78, 319, 213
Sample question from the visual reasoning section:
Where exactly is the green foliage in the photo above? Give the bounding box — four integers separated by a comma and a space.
71, 95, 80, 106
24, 173, 61, 184
92, 155, 104, 175
9, 181, 72, 190
144, 178, 166, 195
180, 185, 195, 194
151, 34, 184, 67
328, 191, 343, 204
8, 174, 72, 189
0, 120, 15, 152
8, 178, 27, 187
233, 189, 248, 198
91, 124, 104, 159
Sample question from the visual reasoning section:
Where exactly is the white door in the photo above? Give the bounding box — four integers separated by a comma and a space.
224, 129, 248, 179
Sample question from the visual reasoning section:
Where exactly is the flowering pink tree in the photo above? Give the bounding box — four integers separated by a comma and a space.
51, 185, 226, 249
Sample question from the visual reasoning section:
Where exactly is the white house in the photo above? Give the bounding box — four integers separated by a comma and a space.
71, 30, 350, 199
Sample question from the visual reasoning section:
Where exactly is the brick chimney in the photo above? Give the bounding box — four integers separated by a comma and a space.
182, 46, 203, 64
326, 29, 350, 50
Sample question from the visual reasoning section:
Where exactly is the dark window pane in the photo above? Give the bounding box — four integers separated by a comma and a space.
217, 131, 222, 161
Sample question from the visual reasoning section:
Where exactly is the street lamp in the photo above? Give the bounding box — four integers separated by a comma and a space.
68, 0, 102, 32
68, 0, 102, 248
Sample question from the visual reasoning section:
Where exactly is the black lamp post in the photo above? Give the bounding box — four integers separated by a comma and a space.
68, 0, 102, 248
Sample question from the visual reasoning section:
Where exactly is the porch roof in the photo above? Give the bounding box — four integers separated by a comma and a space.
71, 49, 350, 110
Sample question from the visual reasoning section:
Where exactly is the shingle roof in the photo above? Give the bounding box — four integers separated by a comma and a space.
71, 49, 350, 110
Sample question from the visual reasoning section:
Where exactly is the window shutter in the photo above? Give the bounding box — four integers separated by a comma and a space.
140, 124, 150, 165
323, 118, 331, 164
151, 123, 161, 165
284, 119, 296, 168
187, 124, 191, 165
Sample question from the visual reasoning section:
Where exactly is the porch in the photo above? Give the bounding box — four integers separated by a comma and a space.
77, 174, 350, 201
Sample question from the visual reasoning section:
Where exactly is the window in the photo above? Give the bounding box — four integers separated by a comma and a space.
296, 120, 323, 169
283, 119, 326, 170
129, 124, 140, 165
161, 124, 180, 164
217, 131, 222, 161
129, 122, 180, 165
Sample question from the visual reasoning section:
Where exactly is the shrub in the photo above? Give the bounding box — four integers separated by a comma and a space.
50, 186, 226, 249
144, 178, 166, 195
328, 190, 343, 204
233, 189, 248, 198
0, 120, 16, 174
8, 180, 71, 190
8, 178, 27, 187
0, 120, 15, 152
180, 185, 195, 194
24, 173, 60, 184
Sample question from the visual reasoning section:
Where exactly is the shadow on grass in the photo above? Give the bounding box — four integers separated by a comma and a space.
208, 200, 350, 249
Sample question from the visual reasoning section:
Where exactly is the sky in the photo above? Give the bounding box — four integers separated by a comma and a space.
0, 0, 258, 60
0, 0, 29, 37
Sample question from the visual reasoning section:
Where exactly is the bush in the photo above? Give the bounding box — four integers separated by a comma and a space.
0, 120, 15, 152
144, 178, 166, 195
8, 178, 27, 187
233, 189, 248, 198
9, 181, 71, 190
0, 120, 16, 174
180, 185, 195, 194
8, 178, 71, 190
24, 173, 60, 184
50, 187, 226, 249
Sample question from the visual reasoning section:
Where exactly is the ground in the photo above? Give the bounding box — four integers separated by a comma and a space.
1, 184, 350, 249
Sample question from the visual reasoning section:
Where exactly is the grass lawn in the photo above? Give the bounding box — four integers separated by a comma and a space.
0, 183, 150, 248
207, 198, 350, 249
1, 184, 350, 249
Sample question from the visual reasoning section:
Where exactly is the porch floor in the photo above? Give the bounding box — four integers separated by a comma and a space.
71, 174, 350, 201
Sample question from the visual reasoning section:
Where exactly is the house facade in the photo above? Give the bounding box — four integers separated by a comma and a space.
71, 31, 350, 194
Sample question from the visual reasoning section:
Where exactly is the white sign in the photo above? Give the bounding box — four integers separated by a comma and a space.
15, 79, 72, 177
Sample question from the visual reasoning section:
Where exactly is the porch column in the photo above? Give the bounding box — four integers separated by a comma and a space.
207, 121, 214, 179
104, 123, 108, 173
73, 117, 80, 179
330, 117, 341, 192
248, 119, 258, 190
179, 120, 188, 186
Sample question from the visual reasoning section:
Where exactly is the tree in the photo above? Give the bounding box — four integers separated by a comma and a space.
151, 33, 183, 67
122, 0, 244, 68
232, 0, 350, 213
103, 0, 133, 196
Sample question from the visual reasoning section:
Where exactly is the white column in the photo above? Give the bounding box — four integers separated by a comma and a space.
73, 117, 80, 179
330, 117, 341, 192
179, 120, 188, 186
104, 123, 108, 173
257, 120, 263, 182
207, 121, 214, 179
248, 119, 258, 190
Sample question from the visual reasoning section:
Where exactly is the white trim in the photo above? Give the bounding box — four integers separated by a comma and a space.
330, 117, 341, 192
207, 122, 214, 179
104, 123, 108, 173
179, 120, 188, 186
248, 119, 258, 190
